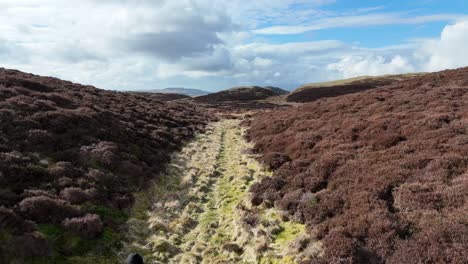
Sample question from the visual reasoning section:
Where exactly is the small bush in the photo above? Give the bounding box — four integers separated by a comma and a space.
19, 196, 82, 224
62, 214, 103, 239
263, 152, 291, 170
0, 207, 36, 234
9, 232, 51, 257
60, 187, 91, 205
49, 162, 79, 179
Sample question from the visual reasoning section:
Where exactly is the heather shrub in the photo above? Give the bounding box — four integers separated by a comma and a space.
60, 187, 91, 205
248, 67, 468, 263
19, 196, 81, 224
275, 189, 304, 214
48, 162, 79, 179
0, 67, 211, 259
39, 92, 75, 108
80, 141, 119, 169
85, 169, 107, 181
26, 129, 55, 147
0, 207, 36, 234
371, 132, 405, 149
56, 177, 74, 188
22, 189, 56, 199
9, 232, 51, 257
322, 231, 359, 264
111, 194, 134, 210
303, 174, 327, 193
62, 213, 103, 239
250, 177, 285, 206
117, 160, 144, 177
263, 152, 291, 170
393, 183, 443, 211
76, 177, 95, 189
389, 211, 468, 264
2, 77, 53, 93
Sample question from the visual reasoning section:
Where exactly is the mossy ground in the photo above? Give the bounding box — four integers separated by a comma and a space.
126, 119, 318, 263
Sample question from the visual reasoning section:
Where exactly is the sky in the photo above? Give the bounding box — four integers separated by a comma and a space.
1, 0, 468, 91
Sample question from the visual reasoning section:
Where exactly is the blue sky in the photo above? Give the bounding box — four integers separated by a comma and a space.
259, 0, 468, 47
1, 0, 468, 91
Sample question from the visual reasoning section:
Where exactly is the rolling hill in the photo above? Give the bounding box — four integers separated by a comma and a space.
2, 66, 467, 264
0, 68, 213, 260
287, 73, 425, 103
246, 67, 468, 263
195, 86, 289, 103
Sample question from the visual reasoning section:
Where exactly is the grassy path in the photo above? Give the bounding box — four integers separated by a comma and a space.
126, 119, 320, 263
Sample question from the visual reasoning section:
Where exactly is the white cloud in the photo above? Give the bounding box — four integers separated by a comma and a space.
422, 20, 468, 71
327, 55, 416, 78
235, 41, 345, 59
253, 57, 275, 67
254, 13, 464, 35
326, 19, 468, 80
0, 0, 467, 91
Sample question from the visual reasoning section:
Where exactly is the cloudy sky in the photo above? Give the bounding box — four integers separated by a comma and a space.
1, 0, 468, 91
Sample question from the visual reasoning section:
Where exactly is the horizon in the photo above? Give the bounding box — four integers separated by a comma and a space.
1, 0, 468, 92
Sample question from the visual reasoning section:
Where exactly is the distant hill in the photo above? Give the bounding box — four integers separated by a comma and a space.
287, 73, 425, 103
147, 88, 210, 97
195, 86, 289, 103
129, 92, 190, 101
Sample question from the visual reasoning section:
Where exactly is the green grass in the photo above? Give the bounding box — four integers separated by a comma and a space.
130, 192, 151, 221
37, 224, 123, 256
24, 222, 124, 264
121, 119, 312, 263
83, 203, 129, 224
275, 221, 305, 245
0, 229, 12, 244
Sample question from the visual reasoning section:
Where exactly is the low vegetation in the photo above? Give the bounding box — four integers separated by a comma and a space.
195, 86, 289, 103
0, 68, 213, 262
2, 65, 467, 264
194, 86, 291, 113
127, 120, 317, 263
247, 67, 468, 263
287, 73, 424, 103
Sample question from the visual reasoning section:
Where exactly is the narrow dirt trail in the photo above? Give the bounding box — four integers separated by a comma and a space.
125, 119, 321, 263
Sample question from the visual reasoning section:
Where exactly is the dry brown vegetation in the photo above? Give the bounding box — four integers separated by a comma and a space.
2, 64, 467, 264
247, 67, 468, 263
0, 68, 213, 258
287, 73, 424, 103
195, 86, 289, 103
192, 86, 291, 114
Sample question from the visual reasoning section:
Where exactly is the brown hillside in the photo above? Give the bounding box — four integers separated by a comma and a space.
246, 67, 468, 263
0, 68, 213, 258
287, 73, 424, 103
195, 86, 289, 103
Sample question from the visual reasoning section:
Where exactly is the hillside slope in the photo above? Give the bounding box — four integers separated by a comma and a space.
247, 67, 468, 263
287, 73, 424, 103
195, 86, 288, 103
0, 68, 213, 261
